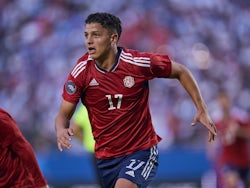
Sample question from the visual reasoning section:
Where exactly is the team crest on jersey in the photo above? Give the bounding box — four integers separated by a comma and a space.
123, 76, 135, 88
65, 80, 76, 94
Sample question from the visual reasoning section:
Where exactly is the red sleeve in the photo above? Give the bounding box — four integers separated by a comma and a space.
11, 136, 47, 187
0, 109, 20, 147
62, 74, 82, 104
0, 109, 47, 187
62, 54, 89, 104
150, 54, 172, 78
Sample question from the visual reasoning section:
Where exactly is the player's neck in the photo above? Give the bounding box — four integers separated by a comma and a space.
95, 47, 119, 71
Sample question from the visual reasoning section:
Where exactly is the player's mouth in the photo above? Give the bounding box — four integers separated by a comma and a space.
88, 47, 96, 54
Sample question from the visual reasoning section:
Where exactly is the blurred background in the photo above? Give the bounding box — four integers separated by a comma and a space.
1, 0, 250, 187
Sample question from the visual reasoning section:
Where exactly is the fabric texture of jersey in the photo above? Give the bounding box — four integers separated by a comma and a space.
0, 108, 47, 188
62, 47, 172, 159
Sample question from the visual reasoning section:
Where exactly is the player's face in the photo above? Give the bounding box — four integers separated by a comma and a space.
84, 23, 116, 62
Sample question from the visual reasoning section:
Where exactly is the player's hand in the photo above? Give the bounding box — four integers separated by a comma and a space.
56, 128, 74, 151
192, 110, 217, 142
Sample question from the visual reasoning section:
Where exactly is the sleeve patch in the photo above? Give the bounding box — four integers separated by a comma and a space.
65, 80, 77, 95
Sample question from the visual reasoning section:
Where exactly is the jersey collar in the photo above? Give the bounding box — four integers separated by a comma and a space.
93, 47, 122, 73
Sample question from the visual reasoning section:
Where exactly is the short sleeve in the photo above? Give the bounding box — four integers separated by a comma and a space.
62, 55, 89, 104
150, 54, 172, 78
62, 74, 82, 104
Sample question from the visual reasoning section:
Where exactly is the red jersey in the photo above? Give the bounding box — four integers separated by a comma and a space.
0, 108, 47, 188
216, 117, 250, 168
62, 47, 172, 159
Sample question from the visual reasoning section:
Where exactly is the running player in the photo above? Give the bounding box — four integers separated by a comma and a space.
55, 12, 217, 188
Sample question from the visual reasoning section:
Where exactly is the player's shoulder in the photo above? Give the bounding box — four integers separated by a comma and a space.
71, 53, 93, 78
77, 52, 91, 62
0, 108, 18, 132
121, 47, 152, 58
0, 108, 12, 120
120, 47, 152, 68
76, 53, 93, 66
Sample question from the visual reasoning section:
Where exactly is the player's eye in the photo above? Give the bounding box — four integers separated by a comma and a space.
93, 33, 100, 37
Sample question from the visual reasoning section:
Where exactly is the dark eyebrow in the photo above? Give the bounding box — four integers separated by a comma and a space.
84, 29, 101, 34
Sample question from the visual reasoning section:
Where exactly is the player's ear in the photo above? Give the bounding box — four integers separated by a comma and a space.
110, 33, 118, 45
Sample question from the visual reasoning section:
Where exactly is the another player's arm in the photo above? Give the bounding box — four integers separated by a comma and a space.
169, 60, 217, 141
55, 99, 77, 151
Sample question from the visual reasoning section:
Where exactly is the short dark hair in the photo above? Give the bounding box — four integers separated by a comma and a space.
85, 12, 122, 40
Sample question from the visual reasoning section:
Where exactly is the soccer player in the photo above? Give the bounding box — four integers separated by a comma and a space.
208, 91, 250, 188
55, 12, 217, 188
0, 108, 49, 188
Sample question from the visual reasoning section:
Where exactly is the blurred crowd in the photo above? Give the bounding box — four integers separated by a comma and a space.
1, 0, 250, 153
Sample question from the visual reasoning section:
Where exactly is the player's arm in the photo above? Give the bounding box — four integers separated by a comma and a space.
169, 60, 217, 142
55, 99, 77, 151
